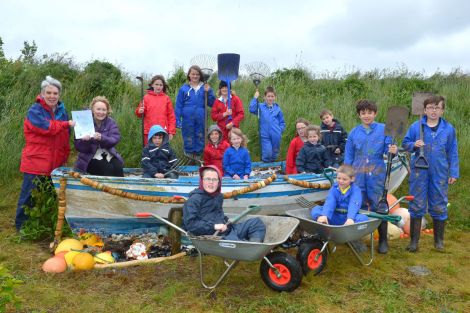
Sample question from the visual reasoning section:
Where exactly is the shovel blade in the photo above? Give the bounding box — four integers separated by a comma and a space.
376, 198, 390, 215
412, 92, 434, 115
217, 53, 240, 82
385, 106, 409, 137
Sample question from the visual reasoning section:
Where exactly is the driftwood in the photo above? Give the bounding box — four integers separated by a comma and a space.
94, 251, 186, 269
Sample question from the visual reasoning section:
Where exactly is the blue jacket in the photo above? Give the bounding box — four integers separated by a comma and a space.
249, 99, 285, 138
223, 146, 252, 177
296, 142, 330, 173
402, 116, 459, 179
175, 83, 215, 128
344, 122, 391, 179
319, 182, 363, 221
182, 188, 227, 236
142, 125, 177, 177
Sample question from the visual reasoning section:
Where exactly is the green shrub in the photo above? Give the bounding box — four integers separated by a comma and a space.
0, 264, 22, 312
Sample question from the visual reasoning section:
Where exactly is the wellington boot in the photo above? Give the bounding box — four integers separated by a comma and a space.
406, 217, 422, 252
378, 221, 388, 254
433, 219, 445, 250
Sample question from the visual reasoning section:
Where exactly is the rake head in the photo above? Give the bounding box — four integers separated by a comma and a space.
190, 54, 216, 83
244, 61, 270, 87
295, 196, 321, 208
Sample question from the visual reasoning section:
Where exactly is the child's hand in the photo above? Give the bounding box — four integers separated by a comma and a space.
81, 135, 91, 141
204, 83, 210, 92
449, 177, 457, 184
154, 173, 164, 178
344, 218, 354, 226
243, 175, 249, 180
317, 216, 329, 224
214, 224, 227, 232
224, 109, 232, 117
226, 122, 233, 129
388, 144, 398, 154
68, 120, 76, 127
93, 132, 102, 141
138, 106, 144, 114
233, 174, 240, 180
414, 140, 425, 148
334, 148, 341, 154
254, 90, 259, 99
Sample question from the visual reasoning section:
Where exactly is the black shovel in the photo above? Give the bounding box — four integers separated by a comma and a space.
412, 92, 433, 169
376, 106, 409, 214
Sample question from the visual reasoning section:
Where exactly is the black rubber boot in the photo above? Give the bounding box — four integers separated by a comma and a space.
378, 221, 388, 254
433, 219, 445, 250
406, 217, 422, 252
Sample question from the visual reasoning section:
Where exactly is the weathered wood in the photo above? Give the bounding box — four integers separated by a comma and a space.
168, 207, 183, 254
94, 251, 186, 269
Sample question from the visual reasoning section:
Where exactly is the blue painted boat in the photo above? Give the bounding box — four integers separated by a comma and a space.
51, 159, 408, 235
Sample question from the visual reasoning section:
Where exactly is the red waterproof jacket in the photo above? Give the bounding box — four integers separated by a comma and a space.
20, 95, 71, 175
211, 94, 244, 140
203, 140, 230, 175
135, 90, 176, 145
285, 135, 305, 174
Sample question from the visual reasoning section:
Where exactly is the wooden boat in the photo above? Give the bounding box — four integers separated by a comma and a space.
51, 158, 409, 235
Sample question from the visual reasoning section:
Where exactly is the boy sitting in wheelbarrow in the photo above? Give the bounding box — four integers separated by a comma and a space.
311, 164, 368, 225
182, 165, 266, 242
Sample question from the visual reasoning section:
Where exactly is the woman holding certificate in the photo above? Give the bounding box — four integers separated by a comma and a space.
16, 76, 76, 230
74, 96, 124, 177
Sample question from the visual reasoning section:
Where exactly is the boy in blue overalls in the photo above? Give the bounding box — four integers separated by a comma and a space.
402, 95, 458, 252
344, 100, 397, 254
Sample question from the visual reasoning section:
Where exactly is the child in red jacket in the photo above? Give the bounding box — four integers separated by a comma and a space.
203, 124, 230, 175
211, 81, 244, 141
135, 75, 176, 145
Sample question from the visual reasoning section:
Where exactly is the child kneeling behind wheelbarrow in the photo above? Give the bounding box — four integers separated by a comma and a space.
311, 164, 368, 250
182, 165, 266, 242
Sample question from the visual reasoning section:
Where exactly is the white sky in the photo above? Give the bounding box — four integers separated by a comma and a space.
1, 0, 469, 77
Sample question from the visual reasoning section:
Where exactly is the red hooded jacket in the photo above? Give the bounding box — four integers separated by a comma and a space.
285, 135, 305, 174
135, 90, 176, 145
20, 95, 71, 175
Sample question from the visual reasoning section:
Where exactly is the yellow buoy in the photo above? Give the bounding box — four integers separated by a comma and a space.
72, 252, 95, 270
55, 238, 84, 255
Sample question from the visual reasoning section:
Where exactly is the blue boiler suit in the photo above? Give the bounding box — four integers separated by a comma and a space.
402, 117, 459, 220
344, 122, 392, 212
249, 99, 285, 162
311, 182, 368, 225
175, 83, 215, 154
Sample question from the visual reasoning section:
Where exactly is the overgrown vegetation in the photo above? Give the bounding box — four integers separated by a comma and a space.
0, 38, 469, 312
0, 265, 22, 312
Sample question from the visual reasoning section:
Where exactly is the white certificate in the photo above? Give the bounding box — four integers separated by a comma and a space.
72, 110, 95, 139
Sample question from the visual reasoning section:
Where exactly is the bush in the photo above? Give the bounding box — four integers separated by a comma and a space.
0, 264, 22, 312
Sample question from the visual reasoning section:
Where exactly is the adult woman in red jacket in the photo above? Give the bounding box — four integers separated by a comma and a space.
16, 76, 75, 230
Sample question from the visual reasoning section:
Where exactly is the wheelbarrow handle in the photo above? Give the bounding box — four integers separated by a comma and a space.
135, 212, 188, 236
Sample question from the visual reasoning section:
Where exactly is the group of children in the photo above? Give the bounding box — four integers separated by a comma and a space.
135, 69, 459, 252
312, 97, 458, 255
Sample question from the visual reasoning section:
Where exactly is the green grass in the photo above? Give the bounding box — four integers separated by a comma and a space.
1, 51, 469, 312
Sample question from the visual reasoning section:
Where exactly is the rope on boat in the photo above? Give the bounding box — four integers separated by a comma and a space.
68, 171, 277, 202
283, 175, 331, 190
50, 177, 67, 252
223, 174, 277, 199
68, 171, 186, 203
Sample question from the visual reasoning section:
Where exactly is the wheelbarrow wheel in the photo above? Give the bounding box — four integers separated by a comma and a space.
297, 239, 327, 275
260, 251, 302, 292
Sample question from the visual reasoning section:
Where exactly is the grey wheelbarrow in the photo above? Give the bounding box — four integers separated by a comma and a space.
285, 195, 414, 275
135, 206, 302, 292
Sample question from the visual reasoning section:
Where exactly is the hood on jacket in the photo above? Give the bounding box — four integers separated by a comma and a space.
207, 124, 223, 145
198, 165, 222, 195
147, 124, 168, 144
